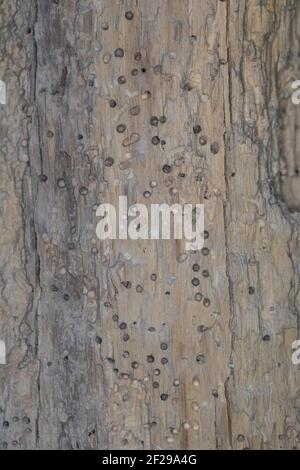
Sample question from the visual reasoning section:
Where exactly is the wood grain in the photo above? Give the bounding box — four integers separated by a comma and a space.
0, 0, 300, 450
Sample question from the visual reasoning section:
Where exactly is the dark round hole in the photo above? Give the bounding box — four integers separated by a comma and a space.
125, 11, 134, 20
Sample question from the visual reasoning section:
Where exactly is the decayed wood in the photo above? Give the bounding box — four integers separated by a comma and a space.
0, 0, 300, 450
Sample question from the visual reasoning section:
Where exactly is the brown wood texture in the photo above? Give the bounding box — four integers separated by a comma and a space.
0, 0, 300, 450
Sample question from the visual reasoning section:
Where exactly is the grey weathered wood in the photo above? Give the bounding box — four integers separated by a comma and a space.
0, 0, 300, 450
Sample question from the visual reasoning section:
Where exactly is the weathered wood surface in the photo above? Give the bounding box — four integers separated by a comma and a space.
0, 0, 300, 450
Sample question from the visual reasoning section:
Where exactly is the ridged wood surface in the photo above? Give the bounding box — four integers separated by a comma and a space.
0, 0, 300, 450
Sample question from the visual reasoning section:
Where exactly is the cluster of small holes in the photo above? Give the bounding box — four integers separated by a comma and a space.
39, 4, 228, 450
1, 416, 32, 448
